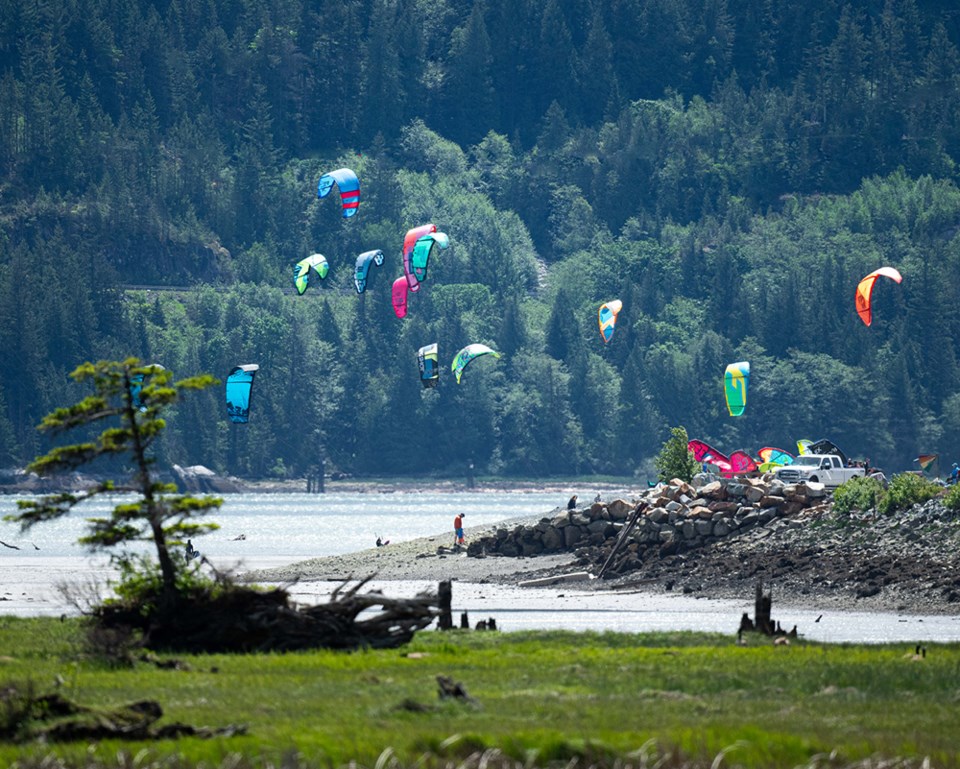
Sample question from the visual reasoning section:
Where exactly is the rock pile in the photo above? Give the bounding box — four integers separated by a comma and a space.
468, 474, 831, 577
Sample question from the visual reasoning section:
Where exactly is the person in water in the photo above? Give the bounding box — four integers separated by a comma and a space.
185, 539, 200, 562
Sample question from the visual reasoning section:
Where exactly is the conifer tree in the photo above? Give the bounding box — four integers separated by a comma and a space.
8, 359, 221, 602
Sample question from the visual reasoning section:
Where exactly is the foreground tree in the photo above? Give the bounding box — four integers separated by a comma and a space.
6, 358, 440, 652
7, 358, 222, 604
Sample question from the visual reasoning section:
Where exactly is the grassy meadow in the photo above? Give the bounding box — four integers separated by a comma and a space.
0, 617, 958, 768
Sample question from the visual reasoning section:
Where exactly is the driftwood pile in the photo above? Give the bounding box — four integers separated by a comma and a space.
98, 578, 440, 653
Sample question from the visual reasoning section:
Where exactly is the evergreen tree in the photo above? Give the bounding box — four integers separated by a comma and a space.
444, 2, 495, 145
10, 359, 221, 600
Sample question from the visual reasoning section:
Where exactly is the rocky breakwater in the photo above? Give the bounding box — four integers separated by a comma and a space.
469, 474, 829, 578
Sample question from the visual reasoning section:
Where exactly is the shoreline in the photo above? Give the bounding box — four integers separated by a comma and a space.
243, 500, 960, 619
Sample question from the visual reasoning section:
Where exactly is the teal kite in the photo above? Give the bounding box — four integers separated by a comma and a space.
411, 232, 449, 284
724, 361, 750, 417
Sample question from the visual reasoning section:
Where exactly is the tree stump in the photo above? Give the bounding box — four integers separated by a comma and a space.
438, 580, 453, 630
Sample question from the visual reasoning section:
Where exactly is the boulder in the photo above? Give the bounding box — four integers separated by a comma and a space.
606, 499, 633, 520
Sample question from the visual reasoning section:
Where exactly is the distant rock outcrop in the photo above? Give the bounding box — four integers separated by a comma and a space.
170, 465, 245, 494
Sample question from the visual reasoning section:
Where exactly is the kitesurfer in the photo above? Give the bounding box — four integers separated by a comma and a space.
185, 539, 200, 562
454, 514, 465, 546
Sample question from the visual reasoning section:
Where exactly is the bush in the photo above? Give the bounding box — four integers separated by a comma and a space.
876, 472, 943, 515
654, 426, 699, 484
832, 475, 886, 515
944, 483, 960, 512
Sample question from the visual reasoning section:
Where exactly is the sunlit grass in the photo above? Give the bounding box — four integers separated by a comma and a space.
0, 620, 958, 768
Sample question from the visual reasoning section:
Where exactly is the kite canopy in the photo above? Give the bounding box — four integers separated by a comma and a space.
687, 439, 733, 475
226, 364, 259, 424
729, 450, 758, 475
402, 224, 436, 291
855, 266, 902, 326
411, 232, 449, 284
391, 277, 409, 319
418, 343, 439, 388
598, 299, 623, 343
796, 439, 813, 455
354, 249, 385, 294
130, 363, 166, 412
723, 361, 750, 417
317, 168, 360, 217
807, 438, 848, 466
294, 254, 329, 295
758, 447, 794, 466
451, 343, 501, 384
687, 439, 729, 465
914, 454, 938, 473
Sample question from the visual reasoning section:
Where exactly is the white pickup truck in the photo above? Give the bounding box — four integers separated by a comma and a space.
773, 454, 865, 488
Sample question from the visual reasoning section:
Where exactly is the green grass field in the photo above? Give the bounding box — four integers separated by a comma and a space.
0, 617, 957, 768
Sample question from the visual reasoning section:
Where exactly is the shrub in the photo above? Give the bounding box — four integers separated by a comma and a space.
654, 426, 699, 484
944, 483, 960, 512
876, 472, 942, 515
832, 475, 886, 515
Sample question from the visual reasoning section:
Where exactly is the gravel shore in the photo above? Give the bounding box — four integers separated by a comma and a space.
242, 514, 581, 586
243, 497, 960, 618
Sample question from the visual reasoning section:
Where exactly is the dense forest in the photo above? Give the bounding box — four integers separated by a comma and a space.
1, 0, 960, 480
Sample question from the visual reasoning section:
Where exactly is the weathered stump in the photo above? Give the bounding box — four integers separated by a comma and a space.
438, 580, 453, 630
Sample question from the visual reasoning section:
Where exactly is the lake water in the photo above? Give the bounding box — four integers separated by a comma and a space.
2, 490, 958, 645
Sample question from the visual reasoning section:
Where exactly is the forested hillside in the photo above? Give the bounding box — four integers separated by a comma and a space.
1, 0, 959, 479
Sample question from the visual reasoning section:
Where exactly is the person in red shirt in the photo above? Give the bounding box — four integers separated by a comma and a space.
454, 514, 465, 546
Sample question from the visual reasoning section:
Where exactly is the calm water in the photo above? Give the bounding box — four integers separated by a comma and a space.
0, 490, 570, 560
2, 490, 959, 644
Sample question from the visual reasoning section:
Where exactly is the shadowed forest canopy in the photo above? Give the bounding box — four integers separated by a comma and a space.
1, 0, 960, 478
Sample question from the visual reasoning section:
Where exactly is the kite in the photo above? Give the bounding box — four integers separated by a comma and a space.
807, 438, 848, 466
411, 232, 449, 284
855, 267, 902, 326
317, 168, 360, 217
598, 299, 623, 344
796, 439, 813, 455
391, 277, 409, 319
724, 361, 750, 417
687, 439, 732, 473
914, 454, 938, 473
294, 254, 329, 295
418, 343, 439, 388
729, 450, 758, 475
130, 363, 166, 412
354, 249, 385, 294
402, 224, 436, 291
757, 447, 795, 466
451, 343, 501, 384
757, 446, 794, 473
226, 364, 259, 424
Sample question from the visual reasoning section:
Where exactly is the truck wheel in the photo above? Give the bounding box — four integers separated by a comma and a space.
809, 476, 819, 483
